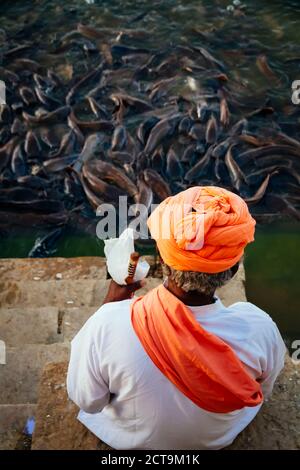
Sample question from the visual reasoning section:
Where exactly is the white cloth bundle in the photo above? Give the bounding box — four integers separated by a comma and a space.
104, 228, 150, 285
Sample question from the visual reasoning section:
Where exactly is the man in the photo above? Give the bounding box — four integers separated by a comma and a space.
67, 186, 286, 450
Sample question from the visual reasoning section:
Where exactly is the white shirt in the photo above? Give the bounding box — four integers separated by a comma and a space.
67, 294, 286, 450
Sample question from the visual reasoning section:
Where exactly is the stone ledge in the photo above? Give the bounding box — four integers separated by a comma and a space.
228, 356, 300, 450
0, 404, 37, 450
32, 362, 111, 450
0, 307, 62, 346
0, 404, 36, 434
0, 344, 70, 404
0, 257, 107, 282
0, 256, 158, 283
0, 261, 246, 309
0, 280, 106, 309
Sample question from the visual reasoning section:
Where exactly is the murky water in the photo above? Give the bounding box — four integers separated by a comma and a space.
0, 0, 300, 345
245, 222, 300, 349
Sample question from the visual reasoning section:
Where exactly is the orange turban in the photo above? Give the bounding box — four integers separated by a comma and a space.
148, 186, 256, 273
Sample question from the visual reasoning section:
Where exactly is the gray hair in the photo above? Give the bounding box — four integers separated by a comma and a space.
162, 262, 240, 296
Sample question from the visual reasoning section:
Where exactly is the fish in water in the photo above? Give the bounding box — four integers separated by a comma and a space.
86, 160, 138, 199
80, 173, 104, 210
189, 123, 205, 141
134, 176, 153, 214
19, 87, 37, 107
166, 148, 184, 181
256, 54, 280, 83
224, 145, 246, 191
185, 146, 214, 182
205, 115, 218, 144
265, 194, 300, 221
43, 154, 78, 173
137, 116, 160, 145
111, 126, 128, 151
220, 97, 230, 127
28, 228, 64, 257
73, 133, 107, 172
50, 130, 77, 159
24, 130, 42, 157
69, 110, 114, 132
11, 143, 28, 177
178, 116, 192, 135
111, 93, 153, 116
0, 16, 300, 244
22, 106, 71, 126
66, 65, 104, 106
143, 168, 172, 201
82, 164, 125, 202
87, 97, 109, 120
245, 172, 277, 205
144, 115, 181, 156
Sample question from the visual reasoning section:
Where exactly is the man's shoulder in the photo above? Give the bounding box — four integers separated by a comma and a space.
228, 301, 283, 343
229, 301, 272, 319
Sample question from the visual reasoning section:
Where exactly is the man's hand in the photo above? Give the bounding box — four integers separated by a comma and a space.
102, 279, 146, 305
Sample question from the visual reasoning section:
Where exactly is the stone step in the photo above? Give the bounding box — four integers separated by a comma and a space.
0, 343, 70, 404
0, 403, 37, 450
0, 428, 25, 450
0, 275, 164, 309
0, 263, 246, 309
0, 257, 107, 282
32, 362, 109, 450
0, 256, 158, 283
0, 255, 159, 309
0, 403, 37, 433
0, 279, 108, 309
61, 307, 96, 342
0, 307, 62, 346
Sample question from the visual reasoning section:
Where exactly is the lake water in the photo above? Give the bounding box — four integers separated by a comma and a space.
0, 0, 300, 347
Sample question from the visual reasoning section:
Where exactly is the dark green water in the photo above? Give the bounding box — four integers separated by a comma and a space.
0, 0, 300, 345
244, 222, 300, 348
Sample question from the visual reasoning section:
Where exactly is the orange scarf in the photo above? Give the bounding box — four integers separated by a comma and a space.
131, 285, 263, 413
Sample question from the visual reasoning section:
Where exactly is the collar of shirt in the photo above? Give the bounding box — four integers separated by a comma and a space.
186, 297, 224, 319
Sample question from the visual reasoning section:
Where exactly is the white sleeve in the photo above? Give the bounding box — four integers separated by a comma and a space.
67, 315, 110, 413
260, 322, 287, 399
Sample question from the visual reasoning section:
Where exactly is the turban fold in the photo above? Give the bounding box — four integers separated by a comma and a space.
148, 186, 256, 273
